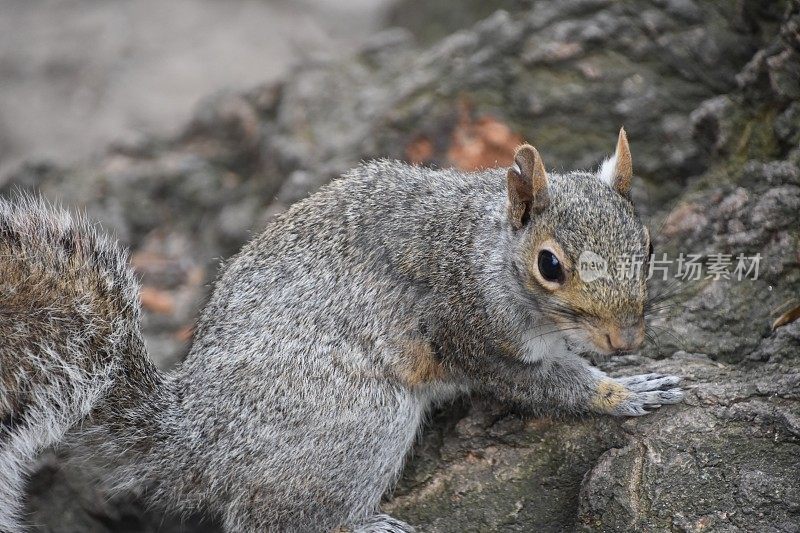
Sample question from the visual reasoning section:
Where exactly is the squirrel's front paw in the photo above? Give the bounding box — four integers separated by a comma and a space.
591, 373, 683, 417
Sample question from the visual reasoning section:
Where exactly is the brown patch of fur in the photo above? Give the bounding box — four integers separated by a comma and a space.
590, 379, 630, 413
394, 339, 445, 387
582, 295, 645, 330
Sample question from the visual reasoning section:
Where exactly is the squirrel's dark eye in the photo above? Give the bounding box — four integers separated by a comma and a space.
537, 250, 564, 284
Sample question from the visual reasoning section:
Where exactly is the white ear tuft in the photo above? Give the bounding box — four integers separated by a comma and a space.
597, 154, 617, 186
598, 127, 633, 197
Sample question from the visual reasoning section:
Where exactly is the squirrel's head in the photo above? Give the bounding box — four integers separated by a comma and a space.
506, 128, 650, 356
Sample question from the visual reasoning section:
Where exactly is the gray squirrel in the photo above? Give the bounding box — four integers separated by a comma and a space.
0, 128, 682, 532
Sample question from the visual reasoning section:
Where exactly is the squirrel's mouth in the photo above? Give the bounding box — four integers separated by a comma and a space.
560, 321, 645, 359
528, 307, 645, 359
552, 310, 645, 356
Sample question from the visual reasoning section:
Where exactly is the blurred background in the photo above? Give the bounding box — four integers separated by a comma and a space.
0, 0, 515, 176
2, 0, 799, 531
0, 0, 391, 174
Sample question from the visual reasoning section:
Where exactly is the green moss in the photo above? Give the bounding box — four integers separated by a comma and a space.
731, 106, 781, 163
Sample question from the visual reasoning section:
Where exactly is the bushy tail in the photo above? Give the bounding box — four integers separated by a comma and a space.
0, 197, 165, 531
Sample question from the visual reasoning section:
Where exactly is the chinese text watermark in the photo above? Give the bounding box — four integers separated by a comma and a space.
578, 252, 761, 282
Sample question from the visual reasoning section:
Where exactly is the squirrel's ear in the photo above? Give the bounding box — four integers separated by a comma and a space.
507, 144, 549, 229
598, 127, 633, 198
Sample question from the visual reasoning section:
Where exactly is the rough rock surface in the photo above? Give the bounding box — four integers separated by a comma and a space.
3, 0, 799, 531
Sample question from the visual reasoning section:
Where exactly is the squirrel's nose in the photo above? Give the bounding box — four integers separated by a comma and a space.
606, 325, 644, 353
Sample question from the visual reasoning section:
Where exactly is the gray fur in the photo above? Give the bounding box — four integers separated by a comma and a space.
0, 158, 682, 531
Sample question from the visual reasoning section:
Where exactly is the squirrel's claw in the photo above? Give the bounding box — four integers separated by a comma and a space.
618, 374, 681, 391
608, 374, 684, 417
